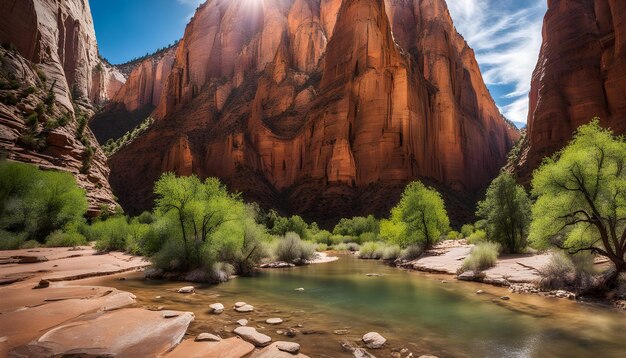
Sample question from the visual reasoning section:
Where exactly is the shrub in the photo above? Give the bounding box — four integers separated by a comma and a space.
460, 242, 500, 273
45, 230, 87, 247
310, 230, 332, 245
21, 86, 36, 97
357, 241, 384, 259
1, 92, 18, 105
20, 240, 40, 249
400, 245, 423, 261
90, 217, 131, 252
460, 224, 474, 238
333, 215, 379, 237
358, 232, 377, 244
0, 230, 26, 250
447, 230, 462, 240
274, 232, 315, 263
26, 113, 39, 127
382, 244, 402, 260
467, 230, 487, 244
333, 243, 347, 251
539, 251, 597, 291
346, 242, 361, 252
315, 243, 329, 251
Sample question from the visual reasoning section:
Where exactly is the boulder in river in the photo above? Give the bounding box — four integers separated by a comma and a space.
233, 326, 272, 347
209, 303, 224, 313
234, 302, 247, 308
33, 279, 50, 289
235, 304, 254, 312
266, 318, 283, 325
362, 332, 386, 349
354, 348, 377, 358
457, 271, 484, 282
276, 341, 300, 354
177, 286, 195, 294
237, 319, 249, 326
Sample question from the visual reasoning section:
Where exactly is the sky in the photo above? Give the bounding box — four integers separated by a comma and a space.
90, 0, 546, 125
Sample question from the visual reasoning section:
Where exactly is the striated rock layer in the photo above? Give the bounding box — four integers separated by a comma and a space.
0, 0, 121, 214
106, 0, 519, 224
90, 45, 178, 143
515, 0, 626, 182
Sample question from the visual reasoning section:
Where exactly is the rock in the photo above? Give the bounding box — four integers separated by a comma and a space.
457, 271, 484, 282
334, 329, 349, 335
441, 280, 448, 284
235, 304, 254, 313
284, 328, 297, 337
165, 337, 253, 357
33, 279, 50, 289
234, 302, 247, 308
500, 296, 510, 301
516, 0, 626, 182
276, 341, 300, 354
362, 332, 386, 349
195, 333, 221, 342
162, 311, 180, 318
266, 318, 283, 325
251, 342, 309, 358
233, 326, 272, 347
106, 0, 519, 225
418, 356, 439, 358
354, 348, 377, 358
237, 319, 249, 326
294, 288, 305, 291
476, 290, 484, 295
366, 273, 383, 277
260, 262, 296, 268
340, 340, 357, 352
145, 268, 164, 279
209, 303, 224, 313
177, 286, 195, 294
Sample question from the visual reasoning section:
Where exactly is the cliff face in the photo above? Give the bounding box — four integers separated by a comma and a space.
0, 0, 119, 214
107, 0, 519, 223
90, 46, 177, 143
516, 0, 626, 181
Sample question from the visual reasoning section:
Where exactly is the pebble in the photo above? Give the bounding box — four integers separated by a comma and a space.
234, 302, 247, 308
195, 333, 221, 342
362, 332, 386, 349
162, 311, 180, 318
276, 341, 300, 354
209, 303, 224, 313
237, 319, 248, 326
476, 290, 484, 294
177, 286, 195, 294
266, 318, 283, 325
500, 296, 510, 300
235, 304, 254, 312
295, 287, 305, 291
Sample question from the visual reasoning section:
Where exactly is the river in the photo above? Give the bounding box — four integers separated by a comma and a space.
97, 253, 626, 357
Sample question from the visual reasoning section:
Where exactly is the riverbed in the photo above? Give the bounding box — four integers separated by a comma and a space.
96, 254, 626, 358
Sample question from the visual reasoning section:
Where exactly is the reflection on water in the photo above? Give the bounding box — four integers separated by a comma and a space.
97, 254, 626, 358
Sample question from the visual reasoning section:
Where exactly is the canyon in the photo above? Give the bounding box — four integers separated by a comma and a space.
101, 0, 519, 224
515, 0, 626, 181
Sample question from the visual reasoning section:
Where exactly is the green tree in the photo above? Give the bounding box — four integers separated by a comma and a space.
380, 181, 449, 249
333, 215, 379, 237
476, 173, 531, 253
529, 119, 626, 286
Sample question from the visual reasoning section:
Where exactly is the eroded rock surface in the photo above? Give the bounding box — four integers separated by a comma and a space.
106, 0, 519, 224
515, 0, 626, 181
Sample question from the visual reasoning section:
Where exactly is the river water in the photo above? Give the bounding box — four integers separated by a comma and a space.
97, 254, 626, 357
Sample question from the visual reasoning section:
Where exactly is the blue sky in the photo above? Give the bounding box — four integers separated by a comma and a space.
90, 0, 546, 124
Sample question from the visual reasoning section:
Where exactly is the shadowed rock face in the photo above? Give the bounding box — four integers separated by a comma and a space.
106, 0, 519, 224
516, 0, 626, 182
0, 0, 120, 214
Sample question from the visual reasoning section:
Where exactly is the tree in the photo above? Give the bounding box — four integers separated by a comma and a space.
380, 181, 449, 249
529, 119, 626, 287
476, 173, 531, 253
333, 215, 379, 237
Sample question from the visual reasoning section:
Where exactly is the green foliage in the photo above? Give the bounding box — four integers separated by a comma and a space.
400, 245, 423, 261
102, 117, 155, 156
477, 173, 531, 253
273, 232, 315, 263
467, 230, 487, 244
529, 119, 626, 273
90, 216, 132, 252
0, 161, 88, 244
36, 67, 47, 83
460, 242, 500, 273
382, 244, 402, 260
46, 230, 87, 247
80, 144, 95, 174
1, 92, 18, 105
267, 211, 310, 239
380, 181, 449, 249
0, 230, 26, 250
461, 224, 475, 238
538, 251, 597, 291
75, 113, 88, 141
357, 241, 385, 259
333, 215, 379, 237
447, 230, 463, 240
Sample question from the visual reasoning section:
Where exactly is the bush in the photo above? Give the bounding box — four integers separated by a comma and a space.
310, 230, 332, 245
358, 232, 377, 244
460, 224, 474, 238
45, 230, 87, 247
400, 245, 423, 261
89, 217, 131, 252
20, 240, 40, 249
538, 251, 597, 291
447, 230, 462, 240
333, 215, 379, 237
315, 243, 329, 251
346, 242, 361, 252
460, 242, 500, 273
382, 244, 402, 260
0, 230, 26, 250
467, 230, 487, 244
274, 232, 315, 263
357, 241, 384, 259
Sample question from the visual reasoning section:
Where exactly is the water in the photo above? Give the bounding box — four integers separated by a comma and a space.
96, 254, 626, 357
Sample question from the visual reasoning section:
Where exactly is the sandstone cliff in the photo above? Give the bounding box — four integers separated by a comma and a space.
515, 0, 626, 181
0, 0, 120, 215
90, 46, 177, 143
106, 0, 519, 224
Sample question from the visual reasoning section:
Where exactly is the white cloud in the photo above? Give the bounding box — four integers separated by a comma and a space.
447, 0, 546, 123
177, 0, 204, 5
